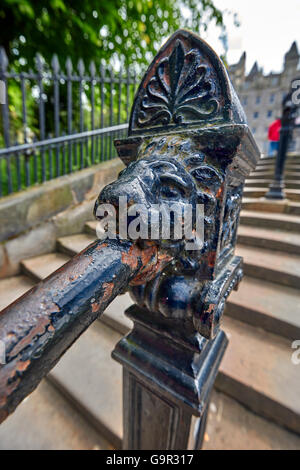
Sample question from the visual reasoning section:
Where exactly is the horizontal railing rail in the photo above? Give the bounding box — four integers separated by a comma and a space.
0, 123, 129, 156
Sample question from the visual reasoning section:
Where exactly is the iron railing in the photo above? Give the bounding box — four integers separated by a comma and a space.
0, 47, 139, 196
0, 123, 128, 196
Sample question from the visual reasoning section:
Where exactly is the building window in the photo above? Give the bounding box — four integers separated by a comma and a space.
243, 97, 247, 105
270, 93, 275, 103
252, 127, 256, 134
267, 110, 273, 118
256, 96, 261, 104
253, 111, 259, 119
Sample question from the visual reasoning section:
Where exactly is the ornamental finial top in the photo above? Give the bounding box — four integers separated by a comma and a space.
129, 29, 246, 136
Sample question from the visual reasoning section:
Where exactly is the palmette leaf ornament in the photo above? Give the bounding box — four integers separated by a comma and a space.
137, 40, 219, 128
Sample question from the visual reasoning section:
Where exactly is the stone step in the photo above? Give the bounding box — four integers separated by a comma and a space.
0, 380, 111, 450
245, 179, 300, 190
243, 188, 300, 202
0, 275, 35, 311
102, 294, 133, 335
226, 275, 300, 339
85, 220, 97, 236
259, 154, 300, 161
238, 225, 300, 254
246, 171, 300, 180
256, 157, 300, 166
21, 252, 70, 282
252, 165, 300, 172
57, 233, 96, 256
48, 321, 123, 449
46, 301, 300, 447
242, 198, 300, 216
205, 390, 300, 450
236, 244, 300, 289
240, 210, 300, 232
216, 316, 300, 435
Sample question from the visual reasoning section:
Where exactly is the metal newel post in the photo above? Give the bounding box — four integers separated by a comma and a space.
266, 82, 299, 200
96, 30, 260, 450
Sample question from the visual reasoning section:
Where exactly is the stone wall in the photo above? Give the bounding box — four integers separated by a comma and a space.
0, 158, 124, 278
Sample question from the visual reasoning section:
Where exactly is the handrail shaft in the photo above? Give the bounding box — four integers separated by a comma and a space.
0, 238, 162, 423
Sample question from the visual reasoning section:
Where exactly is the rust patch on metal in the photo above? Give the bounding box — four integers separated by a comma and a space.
91, 302, 100, 313
101, 282, 115, 305
16, 360, 30, 373
130, 251, 173, 286
8, 317, 51, 359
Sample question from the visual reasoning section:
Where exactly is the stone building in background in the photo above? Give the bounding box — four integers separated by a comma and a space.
228, 42, 300, 154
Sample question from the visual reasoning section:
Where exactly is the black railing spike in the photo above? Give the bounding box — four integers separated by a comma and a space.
35, 52, 44, 73
77, 58, 85, 76
0, 47, 8, 73
51, 54, 60, 74
89, 60, 96, 77
65, 56, 73, 75
0, 47, 10, 147
99, 62, 105, 79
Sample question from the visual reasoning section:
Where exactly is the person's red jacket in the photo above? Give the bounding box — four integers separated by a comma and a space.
268, 119, 281, 142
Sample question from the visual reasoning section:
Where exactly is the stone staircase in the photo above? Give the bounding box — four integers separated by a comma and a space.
0, 155, 300, 450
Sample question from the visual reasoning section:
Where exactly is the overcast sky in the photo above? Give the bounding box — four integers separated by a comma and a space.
202, 0, 300, 74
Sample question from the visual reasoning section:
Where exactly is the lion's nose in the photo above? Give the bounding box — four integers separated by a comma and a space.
94, 176, 152, 220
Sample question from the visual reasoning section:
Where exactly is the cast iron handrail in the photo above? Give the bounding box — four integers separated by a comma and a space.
0, 237, 168, 423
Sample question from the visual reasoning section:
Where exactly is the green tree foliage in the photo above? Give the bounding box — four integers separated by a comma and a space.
0, 0, 226, 69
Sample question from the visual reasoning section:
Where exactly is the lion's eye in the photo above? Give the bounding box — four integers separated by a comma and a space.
160, 185, 182, 199
191, 166, 222, 186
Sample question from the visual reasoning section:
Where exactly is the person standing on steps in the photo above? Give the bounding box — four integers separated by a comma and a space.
268, 117, 281, 157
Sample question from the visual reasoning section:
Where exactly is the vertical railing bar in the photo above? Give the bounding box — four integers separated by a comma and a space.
32, 137, 38, 184
5, 155, 12, 194
126, 65, 130, 122
85, 126, 89, 167
20, 72, 28, 144
36, 53, 46, 183
90, 61, 96, 165
78, 59, 85, 169
105, 129, 108, 161
66, 57, 73, 174
100, 64, 104, 162
109, 66, 114, 160
24, 153, 30, 188
133, 68, 137, 95
68, 139, 73, 174
52, 55, 60, 177
48, 136, 53, 181
62, 135, 66, 175
15, 144, 21, 191
74, 136, 78, 169
118, 64, 122, 125
0, 48, 10, 148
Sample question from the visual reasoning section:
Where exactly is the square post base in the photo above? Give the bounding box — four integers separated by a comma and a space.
112, 305, 228, 450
